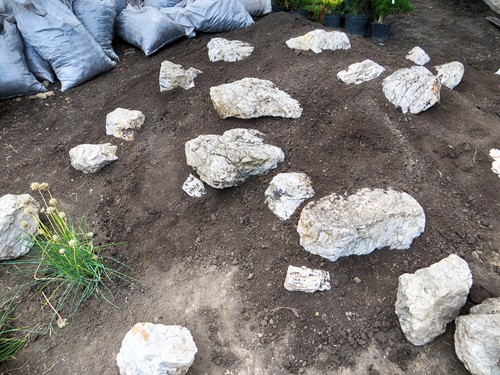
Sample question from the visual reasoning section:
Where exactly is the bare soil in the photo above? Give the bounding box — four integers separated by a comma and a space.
1, 0, 500, 374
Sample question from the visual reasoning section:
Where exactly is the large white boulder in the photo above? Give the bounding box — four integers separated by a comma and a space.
285, 29, 351, 53
185, 128, 285, 189
69, 144, 118, 174
0, 194, 39, 260
297, 188, 425, 262
406, 46, 430, 65
284, 265, 330, 293
159, 61, 202, 92
337, 59, 385, 85
117, 323, 197, 375
382, 66, 441, 114
210, 78, 302, 119
106, 108, 145, 141
395, 254, 472, 346
207, 38, 254, 62
490, 149, 500, 178
434, 61, 464, 89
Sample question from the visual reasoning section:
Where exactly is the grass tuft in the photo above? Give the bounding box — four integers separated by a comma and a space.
0, 295, 27, 364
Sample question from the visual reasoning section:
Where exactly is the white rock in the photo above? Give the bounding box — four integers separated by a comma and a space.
69, 144, 118, 174
455, 298, 500, 375
406, 46, 430, 65
106, 108, 145, 141
182, 174, 206, 198
116, 323, 197, 375
496, 68, 500, 75
286, 29, 351, 53
207, 38, 254, 62
337, 59, 385, 85
434, 61, 464, 89
210, 78, 302, 119
297, 188, 425, 262
159, 60, 202, 92
490, 149, 500, 178
264, 172, 314, 220
0, 194, 38, 260
395, 254, 472, 346
185, 128, 284, 189
284, 265, 330, 293
382, 66, 441, 114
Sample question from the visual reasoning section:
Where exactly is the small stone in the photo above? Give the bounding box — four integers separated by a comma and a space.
353, 277, 362, 284
69, 144, 118, 174
406, 46, 430, 65
106, 108, 145, 141
434, 61, 464, 89
337, 59, 385, 85
159, 61, 202, 92
247, 273, 254, 280
489, 149, 500, 178
284, 265, 330, 293
207, 38, 254, 62
35, 92, 47, 99
286, 29, 351, 53
42, 80, 50, 87
182, 174, 206, 198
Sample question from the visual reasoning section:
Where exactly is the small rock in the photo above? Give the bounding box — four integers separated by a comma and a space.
489, 149, 500, 178
247, 273, 254, 280
106, 108, 145, 141
406, 46, 430, 65
69, 144, 118, 174
337, 59, 385, 85
353, 277, 362, 284
496, 68, 500, 75
284, 265, 330, 293
182, 174, 206, 198
285, 29, 351, 53
207, 38, 254, 62
434, 61, 464, 89
159, 61, 202, 92
35, 92, 48, 99
42, 80, 49, 87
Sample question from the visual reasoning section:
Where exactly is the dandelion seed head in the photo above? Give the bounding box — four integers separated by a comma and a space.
86, 232, 94, 239
53, 235, 58, 241
59, 248, 65, 254
39, 183, 49, 190
49, 198, 57, 206
30, 182, 40, 191
20, 221, 30, 229
68, 239, 77, 247
46, 207, 55, 215
23, 207, 35, 215
58, 212, 66, 219
21, 196, 33, 205
40, 207, 46, 213
57, 317, 67, 329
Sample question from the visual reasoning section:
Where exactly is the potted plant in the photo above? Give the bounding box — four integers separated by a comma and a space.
321, 0, 344, 28
370, 0, 413, 42
344, 0, 369, 36
288, 0, 312, 18
307, 2, 326, 23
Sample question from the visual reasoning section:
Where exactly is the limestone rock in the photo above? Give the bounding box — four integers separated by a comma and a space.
106, 108, 145, 141
297, 188, 425, 262
159, 61, 202, 92
116, 323, 197, 375
434, 61, 464, 89
483, 0, 500, 14
207, 38, 254, 62
337, 59, 385, 85
406, 46, 430, 65
470, 297, 500, 315
264, 172, 314, 220
490, 149, 500, 178
395, 254, 472, 346
286, 29, 351, 53
0, 194, 39, 260
382, 66, 441, 114
210, 78, 302, 119
69, 144, 118, 174
496, 68, 500, 75
185, 128, 285, 189
284, 265, 330, 293
182, 174, 206, 198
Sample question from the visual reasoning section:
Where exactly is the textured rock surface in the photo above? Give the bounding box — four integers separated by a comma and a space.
297, 188, 425, 262
185, 128, 285, 189
285, 29, 351, 53
69, 143, 118, 174
210, 78, 302, 119
106, 108, 145, 141
337, 59, 385, 85
284, 265, 330, 293
0, 194, 38, 260
406, 46, 430, 65
382, 66, 441, 114
207, 38, 254, 62
496, 68, 500, 75
435, 61, 464, 89
264, 172, 314, 220
395, 254, 472, 346
490, 149, 500, 178
159, 60, 202, 92
182, 174, 206, 198
483, 0, 500, 14
116, 323, 197, 375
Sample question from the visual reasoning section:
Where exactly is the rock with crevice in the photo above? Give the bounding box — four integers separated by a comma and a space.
159, 61, 202, 92
434, 61, 464, 89
490, 149, 500, 178
207, 38, 254, 62
284, 265, 330, 293
406, 46, 430, 65
69, 144, 118, 174
106, 108, 145, 141
286, 29, 351, 53
337, 59, 385, 85
182, 174, 206, 198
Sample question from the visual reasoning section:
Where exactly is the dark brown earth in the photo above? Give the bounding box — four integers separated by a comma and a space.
1, 0, 500, 374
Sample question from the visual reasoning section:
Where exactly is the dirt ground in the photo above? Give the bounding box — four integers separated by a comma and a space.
1, 0, 500, 374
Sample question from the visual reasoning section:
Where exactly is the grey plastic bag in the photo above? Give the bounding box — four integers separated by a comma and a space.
115, 0, 127, 13
160, 6, 195, 37
23, 37, 56, 83
144, 0, 181, 8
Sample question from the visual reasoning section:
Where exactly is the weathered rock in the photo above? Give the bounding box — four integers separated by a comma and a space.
382, 66, 441, 114
434, 61, 464, 89
207, 38, 254, 62
159, 61, 202, 92
297, 188, 425, 262
496, 68, 500, 75
337, 59, 385, 85
406, 46, 430, 65
395, 254, 472, 346
286, 29, 351, 53
116, 323, 197, 375
455, 298, 500, 375
264, 172, 314, 220
69, 144, 118, 174
490, 149, 500, 178
483, 0, 500, 14
185, 128, 284, 189
0, 194, 39, 260
210, 78, 302, 119
106, 108, 145, 141
284, 265, 330, 293
182, 174, 206, 198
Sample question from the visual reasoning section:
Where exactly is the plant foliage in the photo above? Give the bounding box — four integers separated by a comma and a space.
372, 0, 413, 23
344, 0, 369, 15
0, 295, 27, 364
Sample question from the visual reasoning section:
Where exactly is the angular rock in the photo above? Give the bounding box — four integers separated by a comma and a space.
159, 60, 202, 92
483, 0, 500, 14
210, 78, 302, 119
395, 254, 472, 346
0, 194, 39, 260
285, 29, 351, 53
434, 61, 464, 89
284, 265, 330, 293
264, 172, 314, 220
297, 188, 425, 262
106, 108, 145, 141
406, 46, 430, 65
116, 323, 197, 375
207, 37, 254, 62
455, 298, 500, 375
337, 59, 385, 85
382, 66, 441, 114
185, 128, 284, 189
69, 144, 118, 174
182, 174, 206, 198
490, 149, 500, 178
496, 68, 500, 75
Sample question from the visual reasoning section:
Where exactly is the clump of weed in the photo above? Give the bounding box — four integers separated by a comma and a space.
0, 295, 27, 363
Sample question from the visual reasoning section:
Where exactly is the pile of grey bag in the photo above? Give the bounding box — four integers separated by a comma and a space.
0, 0, 270, 99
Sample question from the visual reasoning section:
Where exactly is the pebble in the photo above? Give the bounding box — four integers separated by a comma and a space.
247, 273, 254, 280
353, 276, 362, 284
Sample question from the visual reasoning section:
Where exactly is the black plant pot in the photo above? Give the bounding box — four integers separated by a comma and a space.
371, 22, 391, 42
290, 9, 310, 18
345, 15, 369, 36
324, 14, 342, 28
